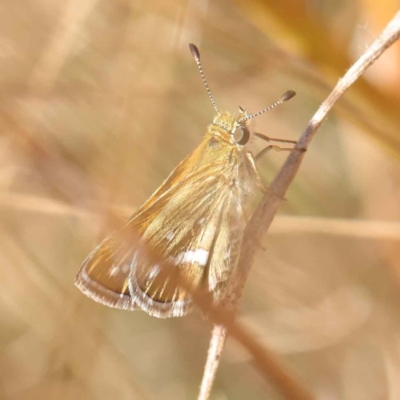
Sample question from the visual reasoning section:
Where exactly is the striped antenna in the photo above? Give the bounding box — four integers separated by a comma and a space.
189, 44, 219, 113
239, 90, 296, 123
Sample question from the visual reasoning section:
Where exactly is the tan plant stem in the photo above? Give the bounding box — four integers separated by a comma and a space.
198, 10, 400, 400
197, 325, 228, 400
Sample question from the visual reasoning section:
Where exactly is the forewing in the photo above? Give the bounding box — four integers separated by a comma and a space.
75, 162, 242, 317
76, 135, 254, 318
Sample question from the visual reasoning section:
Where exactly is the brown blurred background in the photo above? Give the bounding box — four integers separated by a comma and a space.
1, 1, 400, 399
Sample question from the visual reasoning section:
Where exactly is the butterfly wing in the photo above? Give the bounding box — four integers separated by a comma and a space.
128, 166, 244, 317
76, 136, 257, 318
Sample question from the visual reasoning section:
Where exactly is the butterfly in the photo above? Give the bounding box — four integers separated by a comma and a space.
75, 44, 296, 318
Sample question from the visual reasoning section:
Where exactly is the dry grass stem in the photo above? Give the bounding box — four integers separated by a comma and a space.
3, 192, 400, 240
198, 10, 400, 400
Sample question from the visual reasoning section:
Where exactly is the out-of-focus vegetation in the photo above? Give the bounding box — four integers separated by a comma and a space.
1, 1, 400, 399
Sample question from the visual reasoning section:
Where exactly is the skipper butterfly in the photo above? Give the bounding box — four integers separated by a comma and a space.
75, 44, 296, 318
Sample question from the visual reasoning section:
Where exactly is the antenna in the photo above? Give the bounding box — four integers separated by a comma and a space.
189, 43, 219, 113
239, 90, 296, 123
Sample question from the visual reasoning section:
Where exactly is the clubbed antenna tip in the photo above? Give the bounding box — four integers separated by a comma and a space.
189, 43, 200, 61
281, 90, 296, 102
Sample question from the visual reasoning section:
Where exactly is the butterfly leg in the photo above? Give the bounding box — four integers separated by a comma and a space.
255, 144, 305, 161
254, 132, 297, 145
254, 131, 306, 161
246, 151, 286, 201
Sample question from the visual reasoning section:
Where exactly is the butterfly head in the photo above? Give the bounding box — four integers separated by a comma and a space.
212, 110, 251, 146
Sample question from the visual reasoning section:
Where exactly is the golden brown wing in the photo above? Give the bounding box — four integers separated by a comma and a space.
75, 135, 257, 318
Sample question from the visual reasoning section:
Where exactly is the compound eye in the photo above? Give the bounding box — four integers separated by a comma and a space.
233, 125, 250, 145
